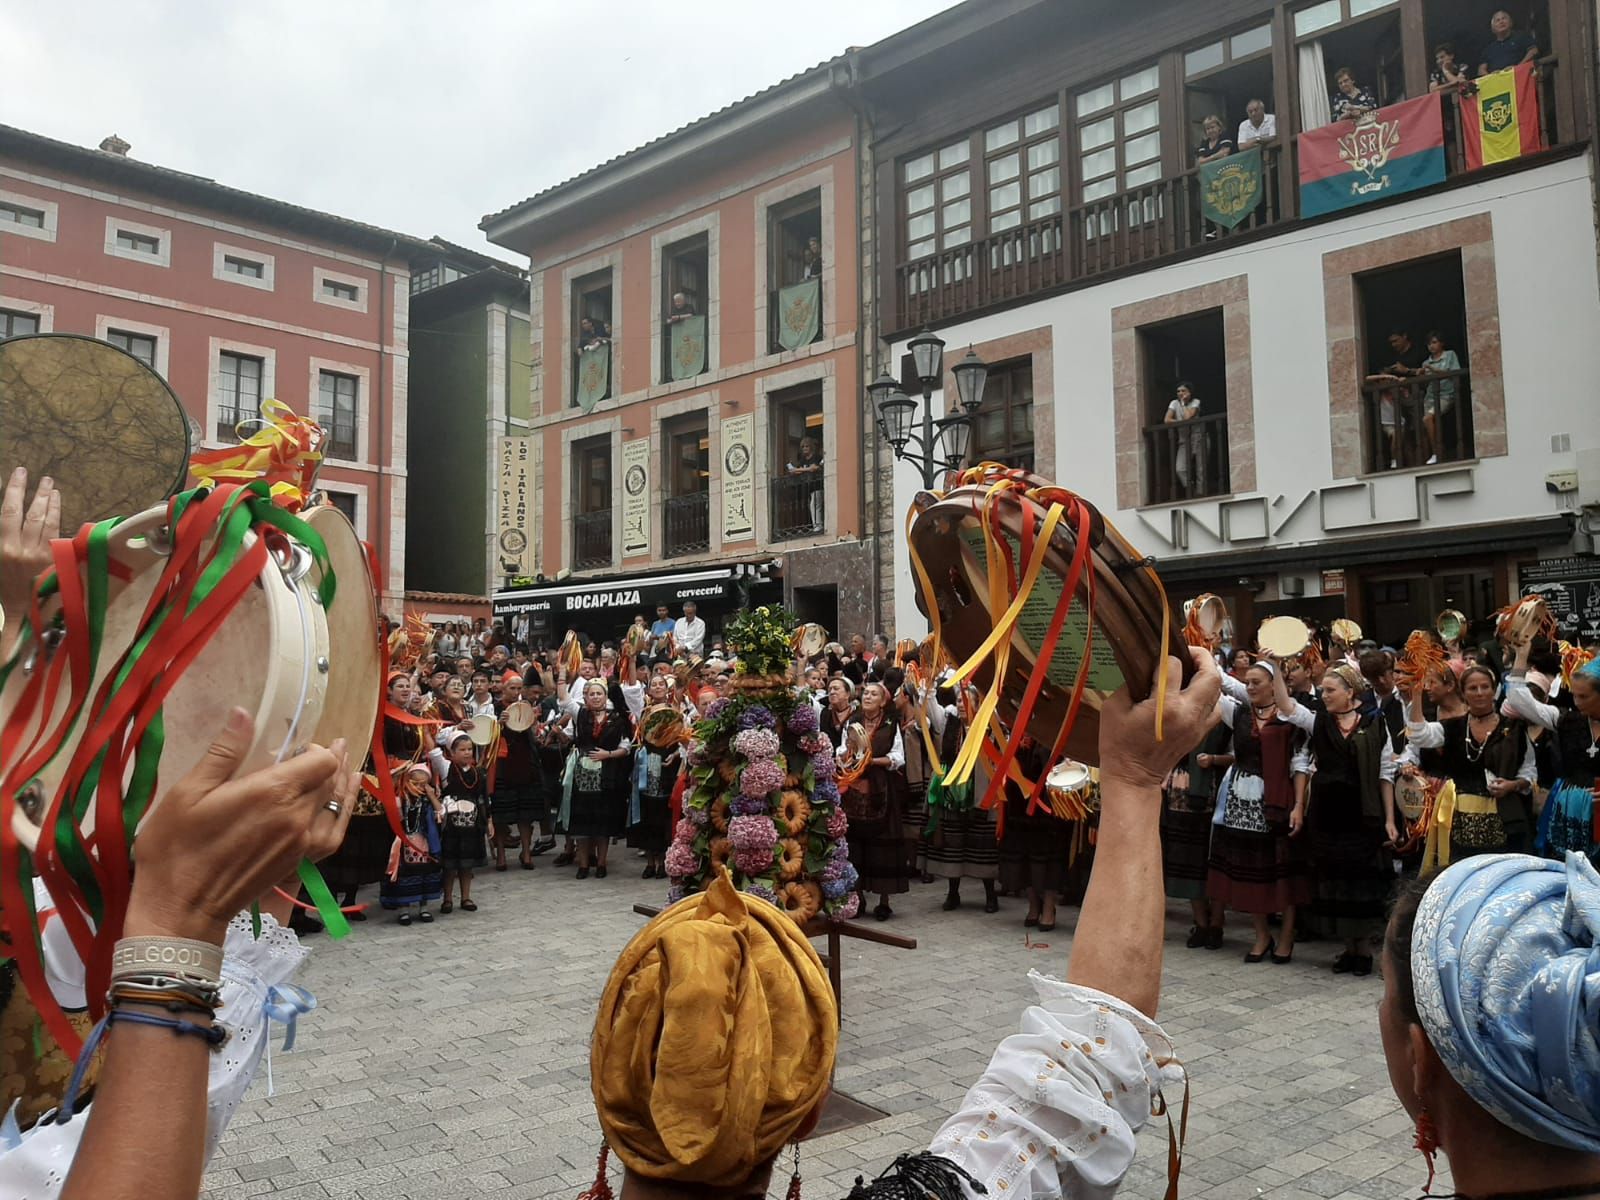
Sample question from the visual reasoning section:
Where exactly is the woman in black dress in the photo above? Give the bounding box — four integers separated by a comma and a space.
997, 739, 1067, 930
1163, 721, 1232, 948
1296, 663, 1396, 976
844, 681, 909, 920
567, 678, 633, 878
628, 675, 682, 879
818, 675, 857, 752
437, 731, 491, 913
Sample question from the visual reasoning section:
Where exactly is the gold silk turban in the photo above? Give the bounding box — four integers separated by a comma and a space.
590, 868, 838, 1186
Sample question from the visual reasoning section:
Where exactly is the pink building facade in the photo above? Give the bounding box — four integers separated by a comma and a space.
0, 125, 432, 610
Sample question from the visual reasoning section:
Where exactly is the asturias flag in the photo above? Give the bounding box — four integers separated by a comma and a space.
1464, 62, 1542, 168
1298, 93, 1446, 218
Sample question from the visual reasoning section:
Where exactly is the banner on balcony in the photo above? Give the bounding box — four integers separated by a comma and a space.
720, 413, 755, 543
776, 278, 820, 352
495, 435, 535, 575
1200, 146, 1264, 229
621, 437, 650, 557
1297, 94, 1445, 218
669, 315, 707, 380
576, 343, 610, 414
1463, 63, 1542, 168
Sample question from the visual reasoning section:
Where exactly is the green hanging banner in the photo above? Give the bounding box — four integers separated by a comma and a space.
576, 344, 610, 414
776, 278, 820, 352
1200, 146, 1264, 230
669, 315, 706, 380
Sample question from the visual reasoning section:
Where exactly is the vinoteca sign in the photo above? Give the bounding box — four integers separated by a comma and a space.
569, 589, 642, 611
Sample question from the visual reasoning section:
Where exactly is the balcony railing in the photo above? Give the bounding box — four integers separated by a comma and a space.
573, 509, 613, 569
1142, 413, 1231, 506
663, 492, 710, 557
1361, 369, 1474, 474
770, 472, 825, 542
894, 57, 1580, 330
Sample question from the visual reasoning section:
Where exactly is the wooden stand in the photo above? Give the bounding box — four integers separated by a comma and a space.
631, 905, 917, 1022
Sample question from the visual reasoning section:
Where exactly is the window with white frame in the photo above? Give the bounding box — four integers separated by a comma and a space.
107, 328, 157, 368
984, 103, 1062, 234
0, 202, 45, 229
217, 351, 264, 441
0, 310, 40, 340
313, 268, 367, 311
106, 217, 171, 266
902, 139, 974, 261
323, 279, 359, 303
117, 229, 160, 256
224, 255, 264, 279
315, 370, 359, 460
1075, 63, 1163, 218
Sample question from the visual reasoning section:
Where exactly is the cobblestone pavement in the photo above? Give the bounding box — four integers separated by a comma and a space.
205, 862, 1445, 1200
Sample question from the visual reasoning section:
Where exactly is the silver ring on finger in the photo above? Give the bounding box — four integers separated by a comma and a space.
324, 799, 342, 815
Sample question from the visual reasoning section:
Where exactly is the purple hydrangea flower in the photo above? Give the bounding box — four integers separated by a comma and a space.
732, 728, 781, 761
821, 876, 851, 901
786, 705, 819, 735
664, 841, 698, 877
814, 779, 840, 806
739, 759, 785, 800
666, 884, 687, 905
685, 804, 711, 827
821, 844, 852, 881
742, 883, 780, 907
811, 752, 837, 781
727, 814, 779, 852
837, 892, 861, 919
730, 794, 770, 817
738, 705, 777, 731
703, 699, 729, 720
733, 845, 775, 875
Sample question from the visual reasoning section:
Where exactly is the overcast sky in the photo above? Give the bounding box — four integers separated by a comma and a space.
2, 1, 954, 259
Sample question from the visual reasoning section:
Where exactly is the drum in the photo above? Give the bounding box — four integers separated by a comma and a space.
1330, 618, 1362, 648
558, 631, 584, 678
502, 700, 536, 732
907, 467, 1194, 769
836, 722, 870, 787
1435, 609, 1466, 644
1497, 595, 1555, 645
640, 705, 688, 750
1044, 758, 1095, 822
464, 715, 499, 746
791, 623, 828, 660
3, 489, 375, 855
1183, 593, 1229, 649
0, 334, 190, 534
1257, 615, 1312, 659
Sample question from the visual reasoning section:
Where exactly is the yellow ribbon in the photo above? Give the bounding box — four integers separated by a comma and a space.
1421, 780, 1461, 873
188, 399, 324, 509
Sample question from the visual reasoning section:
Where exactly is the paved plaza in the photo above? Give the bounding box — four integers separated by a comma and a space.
205, 864, 1446, 1200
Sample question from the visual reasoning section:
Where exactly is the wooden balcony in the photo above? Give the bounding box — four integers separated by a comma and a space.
770, 472, 825, 541
1142, 412, 1232, 506
1361, 369, 1474, 474
573, 509, 612, 569
663, 492, 710, 557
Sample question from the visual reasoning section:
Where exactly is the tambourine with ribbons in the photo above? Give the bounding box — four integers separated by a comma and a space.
1495, 595, 1557, 645
1396, 629, 1450, 695
906, 463, 1193, 822
1182, 594, 1229, 651
0, 361, 384, 1060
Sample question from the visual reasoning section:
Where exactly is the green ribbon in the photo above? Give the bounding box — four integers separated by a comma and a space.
297, 858, 350, 939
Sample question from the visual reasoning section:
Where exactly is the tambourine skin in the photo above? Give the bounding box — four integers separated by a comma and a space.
908, 473, 1194, 767
302, 504, 381, 761
1, 504, 330, 850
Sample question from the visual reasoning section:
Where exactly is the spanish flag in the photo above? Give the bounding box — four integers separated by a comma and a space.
1463, 62, 1542, 168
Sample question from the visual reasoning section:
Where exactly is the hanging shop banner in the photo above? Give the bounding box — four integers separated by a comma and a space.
1298, 94, 1445, 218
621, 437, 651, 558
1200, 146, 1264, 229
1464, 63, 1542, 168
776, 278, 821, 351
495, 436, 535, 575
670, 315, 707, 380
576, 343, 610, 413
720, 413, 755, 543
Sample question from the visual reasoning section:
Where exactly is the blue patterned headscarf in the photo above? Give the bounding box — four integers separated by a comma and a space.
1412, 852, 1600, 1153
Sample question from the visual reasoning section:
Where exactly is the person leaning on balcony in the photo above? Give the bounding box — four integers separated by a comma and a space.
1366, 329, 1427, 469
1419, 330, 1463, 466
1163, 380, 1205, 496
1194, 114, 1234, 164
1430, 43, 1476, 92
1236, 98, 1277, 147
1479, 9, 1539, 76
802, 235, 823, 280
664, 291, 696, 325
1331, 67, 1379, 122
577, 316, 610, 351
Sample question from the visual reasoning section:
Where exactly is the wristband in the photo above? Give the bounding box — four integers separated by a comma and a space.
111, 936, 223, 986
108, 1006, 229, 1048
109, 975, 222, 1012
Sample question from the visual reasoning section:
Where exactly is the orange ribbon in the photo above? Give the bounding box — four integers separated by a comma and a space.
189, 399, 324, 509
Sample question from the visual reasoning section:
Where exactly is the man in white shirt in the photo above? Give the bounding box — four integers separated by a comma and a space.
1236, 97, 1277, 147
672, 600, 706, 660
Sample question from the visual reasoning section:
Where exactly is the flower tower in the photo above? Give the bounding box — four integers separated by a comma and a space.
664, 605, 858, 922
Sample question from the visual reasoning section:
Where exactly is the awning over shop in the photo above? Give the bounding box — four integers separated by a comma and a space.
493, 565, 746, 629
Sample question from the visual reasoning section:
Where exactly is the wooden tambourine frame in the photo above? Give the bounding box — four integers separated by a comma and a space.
907, 467, 1194, 770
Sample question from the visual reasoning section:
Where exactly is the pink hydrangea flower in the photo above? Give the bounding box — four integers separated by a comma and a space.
733, 845, 775, 875
837, 892, 861, 919
732, 728, 781, 761
664, 841, 698, 877
826, 809, 849, 839
727, 814, 778, 852
739, 759, 785, 800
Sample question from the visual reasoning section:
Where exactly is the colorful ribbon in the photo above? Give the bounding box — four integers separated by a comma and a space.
188, 399, 324, 509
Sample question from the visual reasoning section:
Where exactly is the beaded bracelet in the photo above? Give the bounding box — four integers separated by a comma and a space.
108, 1006, 228, 1048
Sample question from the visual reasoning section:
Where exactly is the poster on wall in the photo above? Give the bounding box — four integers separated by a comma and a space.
621, 437, 651, 558
495, 436, 535, 575
1519, 557, 1600, 645
721, 413, 755, 543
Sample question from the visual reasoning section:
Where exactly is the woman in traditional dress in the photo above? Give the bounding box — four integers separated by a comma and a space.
920, 681, 1000, 912
436, 731, 490, 913
895, 681, 932, 882
628, 675, 682, 879
434, 675, 468, 726
1295, 662, 1397, 976
997, 738, 1067, 930
1209, 660, 1312, 962
817, 675, 857, 751
843, 680, 908, 920
1505, 640, 1599, 861
1163, 721, 1231, 948
379, 761, 442, 924
566, 678, 632, 878
1405, 663, 1535, 866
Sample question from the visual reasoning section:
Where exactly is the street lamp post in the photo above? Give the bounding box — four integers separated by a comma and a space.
869, 329, 989, 490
